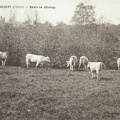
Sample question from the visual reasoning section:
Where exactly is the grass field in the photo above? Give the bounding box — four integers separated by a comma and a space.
0, 66, 120, 120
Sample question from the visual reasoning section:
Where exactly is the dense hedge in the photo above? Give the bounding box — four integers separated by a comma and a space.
0, 19, 120, 69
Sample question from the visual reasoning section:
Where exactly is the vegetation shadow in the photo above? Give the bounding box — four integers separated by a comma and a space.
76, 68, 87, 72
100, 77, 113, 81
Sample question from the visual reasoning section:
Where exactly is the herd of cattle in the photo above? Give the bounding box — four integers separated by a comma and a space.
0, 51, 120, 80
66, 55, 106, 80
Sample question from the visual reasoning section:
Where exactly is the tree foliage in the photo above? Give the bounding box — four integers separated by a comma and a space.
0, 9, 120, 69
71, 2, 96, 25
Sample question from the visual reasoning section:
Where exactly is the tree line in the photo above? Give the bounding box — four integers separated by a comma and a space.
0, 2, 120, 69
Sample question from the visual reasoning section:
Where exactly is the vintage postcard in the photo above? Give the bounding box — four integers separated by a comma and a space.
0, 0, 120, 120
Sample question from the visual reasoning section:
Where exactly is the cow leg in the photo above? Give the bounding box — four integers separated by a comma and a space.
73, 65, 75, 71
70, 65, 71, 70
96, 70, 98, 80
3, 61, 5, 66
2, 60, 4, 66
4, 59, 6, 66
118, 65, 120, 70
26, 59, 30, 68
94, 73, 96, 78
70, 65, 72, 71
99, 72, 101, 80
36, 61, 40, 68
97, 72, 100, 80
92, 72, 94, 79
26, 62, 30, 68
86, 65, 88, 70
83, 64, 87, 70
27, 64, 29, 68
71, 65, 73, 70
79, 62, 81, 68
91, 70, 95, 79
72, 65, 74, 71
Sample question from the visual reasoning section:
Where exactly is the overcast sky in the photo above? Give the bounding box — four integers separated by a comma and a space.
0, 0, 120, 25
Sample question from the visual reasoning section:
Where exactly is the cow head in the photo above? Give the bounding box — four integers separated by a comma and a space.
46, 56, 50, 62
87, 62, 90, 68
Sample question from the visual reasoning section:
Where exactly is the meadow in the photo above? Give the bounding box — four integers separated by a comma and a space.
0, 66, 120, 120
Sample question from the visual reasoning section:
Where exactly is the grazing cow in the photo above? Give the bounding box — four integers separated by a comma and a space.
87, 62, 106, 80
67, 55, 78, 71
26, 53, 50, 68
117, 58, 120, 70
79, 56, 89, 70
0, 51, 8, 66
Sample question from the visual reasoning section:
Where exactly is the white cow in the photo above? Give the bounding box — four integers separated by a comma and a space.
0, 51, 8, 66
87, 62, 106, 80
117, 58, 120, 70
79, 56, 89, 70
26, 53, 50, 68
67, 55, 78, 71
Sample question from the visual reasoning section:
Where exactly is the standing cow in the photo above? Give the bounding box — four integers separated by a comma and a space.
0, 51, 8, 66
79, 56, 89, 70
26, 53, 50, 68
117, 58, 120, 70
87, 62, 106, 80
67, 55, 78, 71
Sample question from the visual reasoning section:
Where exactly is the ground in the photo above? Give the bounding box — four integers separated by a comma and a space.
0, 66, 120, 120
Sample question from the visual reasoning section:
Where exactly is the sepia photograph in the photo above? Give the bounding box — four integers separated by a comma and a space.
0, 0, 120, 120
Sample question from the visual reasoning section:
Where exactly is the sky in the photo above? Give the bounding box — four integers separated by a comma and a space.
0, 0, 120, 25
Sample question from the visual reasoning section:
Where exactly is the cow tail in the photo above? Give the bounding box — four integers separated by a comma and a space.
102, 62, 106, 69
